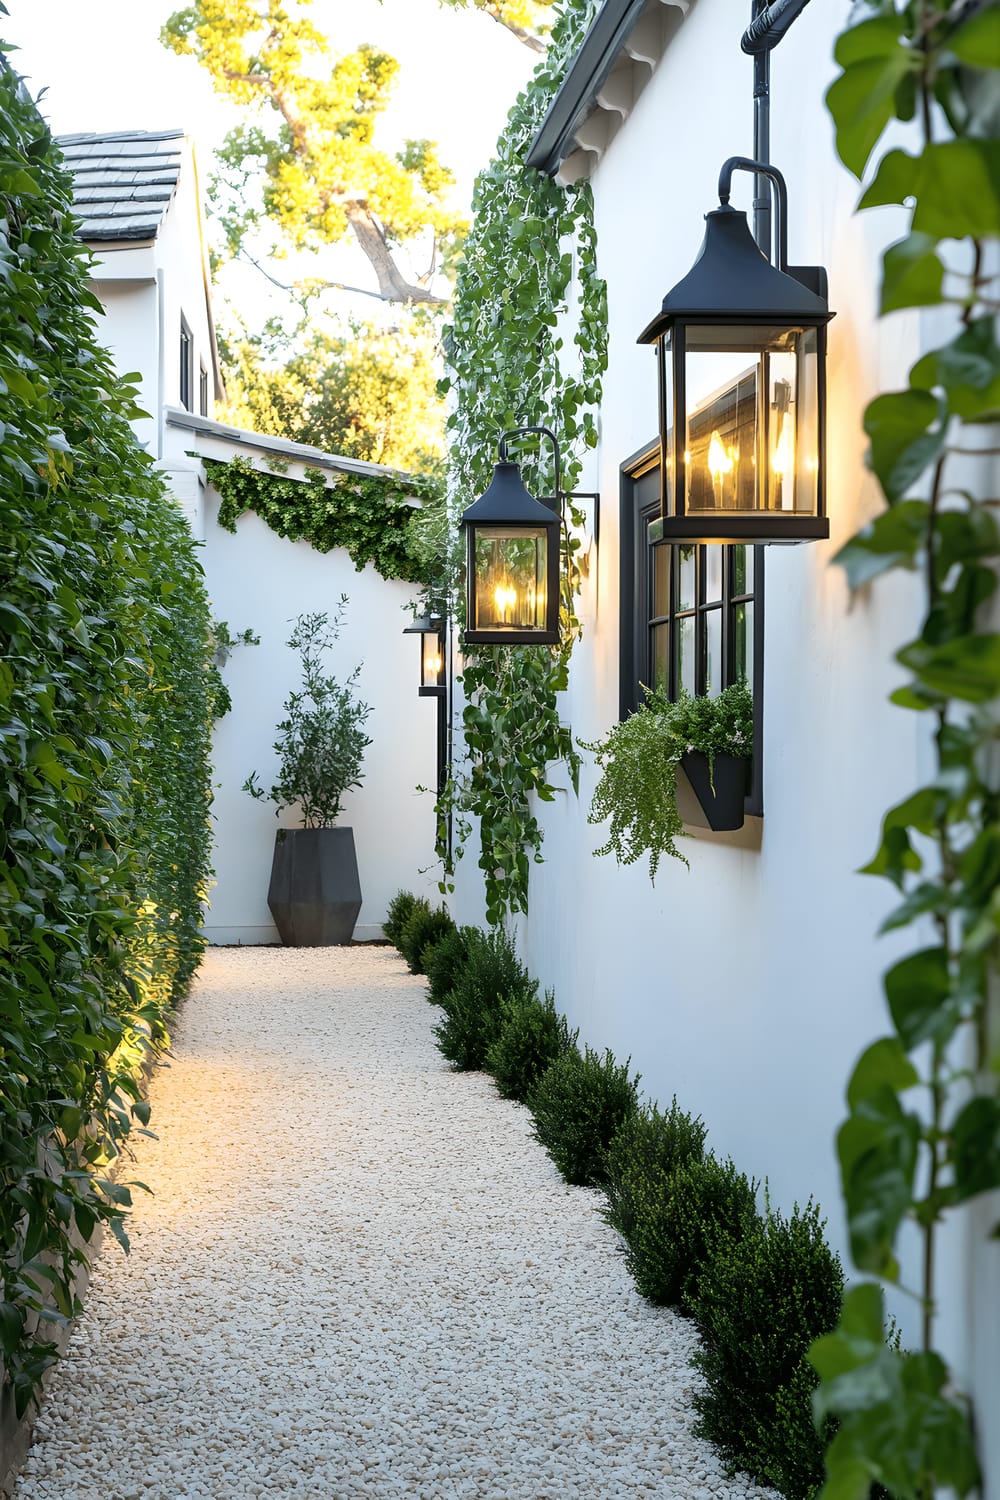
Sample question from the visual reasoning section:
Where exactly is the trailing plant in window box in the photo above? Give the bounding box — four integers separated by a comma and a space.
582, 680, 754, 879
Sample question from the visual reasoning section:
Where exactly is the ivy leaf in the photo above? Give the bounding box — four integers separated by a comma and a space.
950, 1096, 1000, 1202
863, 390, 944, 502
879, 233, 945, 313
833, 499, 928, 589
858, 148, 920, 209
911, 140, 1000, 240
846, 1037, 920, 1110
947, 5, 1000, 68
838, 1085, 921, 1275
883, 946, 958, 1049
897, 633, 1000, 702
827, 19, 916, 178
910, 318, 1000, 422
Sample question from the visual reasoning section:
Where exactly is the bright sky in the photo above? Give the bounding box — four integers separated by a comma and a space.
5, 0, 540, 328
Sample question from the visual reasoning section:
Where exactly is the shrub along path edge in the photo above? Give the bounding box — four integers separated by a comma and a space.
12, 946, 778, 1500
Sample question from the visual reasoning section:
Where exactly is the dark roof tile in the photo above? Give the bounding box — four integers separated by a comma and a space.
56, 128, 185, 243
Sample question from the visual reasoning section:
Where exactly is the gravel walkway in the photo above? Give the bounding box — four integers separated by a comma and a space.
14, 946, 776, 1500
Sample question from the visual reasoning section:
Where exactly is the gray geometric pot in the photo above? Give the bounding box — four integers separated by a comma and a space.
267, 827, 362, 946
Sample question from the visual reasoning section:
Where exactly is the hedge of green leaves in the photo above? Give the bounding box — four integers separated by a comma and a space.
0, 58, 214, 1414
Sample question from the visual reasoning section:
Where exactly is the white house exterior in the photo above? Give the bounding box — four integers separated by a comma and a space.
448, 1, 999, 1486
61, 129, 442, 943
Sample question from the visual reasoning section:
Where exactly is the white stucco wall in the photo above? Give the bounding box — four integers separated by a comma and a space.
186, 456, 441, 945
448, 0, 999, 1460
83, 135, 218, 461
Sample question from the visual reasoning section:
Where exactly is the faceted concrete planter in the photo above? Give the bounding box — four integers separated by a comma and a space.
680, 751, 748, 832
267, 827, 362, 946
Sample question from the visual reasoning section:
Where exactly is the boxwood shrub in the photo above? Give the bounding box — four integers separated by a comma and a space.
398, 902, 455, 975
691, 1200, 843, 1498
0, 64, 214, 1413
485, 989, 577, 1102
603, 1098, 707, 1242
613, 1151, 759, 1314
383, 889, 419, 947
434, 927, 534, 1070
425, 924, 476, 1006
526, 1046, 639, 1187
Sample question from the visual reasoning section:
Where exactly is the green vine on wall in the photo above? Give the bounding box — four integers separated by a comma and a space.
806, 5, 999, 1497
203, 455, 441, 583
439, 0, 608, 925
0, 59, 215, 1415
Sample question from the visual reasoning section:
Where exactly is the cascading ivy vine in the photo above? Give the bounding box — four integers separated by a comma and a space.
804, 6, 999, 1497
438, 0, 608, 925
0, 58, 215, 1416
203, 454, 441, 583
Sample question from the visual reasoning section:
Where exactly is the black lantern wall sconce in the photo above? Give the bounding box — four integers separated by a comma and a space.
403, 611, 449, 800
460, 425, 598, 648
638, 156, 834, 546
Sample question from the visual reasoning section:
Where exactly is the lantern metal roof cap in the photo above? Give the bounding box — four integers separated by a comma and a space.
403, 613, 444, 635
638, 203, 833, 345
460, 461, 559, 525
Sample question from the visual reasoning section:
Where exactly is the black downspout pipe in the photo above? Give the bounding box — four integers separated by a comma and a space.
742, 0, 813, 254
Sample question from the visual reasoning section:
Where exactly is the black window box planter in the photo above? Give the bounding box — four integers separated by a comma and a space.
681, 751, 749, 832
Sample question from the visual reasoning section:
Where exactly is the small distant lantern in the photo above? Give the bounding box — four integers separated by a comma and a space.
403, 613, 446, 696
638, 162, 834, 544
460, 451, 561, 646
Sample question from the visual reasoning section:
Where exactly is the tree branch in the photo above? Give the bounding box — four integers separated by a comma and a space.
481, 5, 547, 52
344, 204, 448, 305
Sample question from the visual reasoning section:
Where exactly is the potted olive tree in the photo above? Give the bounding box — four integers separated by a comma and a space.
581, 679, 753, 881
245, 601, 372, 945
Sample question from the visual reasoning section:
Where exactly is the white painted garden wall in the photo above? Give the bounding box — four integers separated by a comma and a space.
162, 416, 443, 945
448, 0, 999, 1468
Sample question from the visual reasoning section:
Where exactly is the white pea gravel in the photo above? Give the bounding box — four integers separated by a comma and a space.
14, 946, 778, 1500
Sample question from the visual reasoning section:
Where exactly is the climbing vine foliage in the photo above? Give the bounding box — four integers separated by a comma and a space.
0, 60, 214, 1415
205, 455, 440, 583
439, 0, 607, 924
806, 6, 999, 1497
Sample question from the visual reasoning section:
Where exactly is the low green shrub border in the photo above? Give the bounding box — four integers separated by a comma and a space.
485, 990, 577, 1103
603, 1098, 707, 1243
383, 889, 419, 947
434, 928, 534, 1071
616, 1151, 759, 1315
398, 902, 455, 975
412, 908, 848, 1500
527, 1045, 639, 1187
425, 925, 476, 1006
691, 1199, 843, 1499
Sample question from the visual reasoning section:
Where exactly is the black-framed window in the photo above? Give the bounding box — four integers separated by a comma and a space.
620, 441, 764, 816
199, 362, 209, 417
179, 319, 192, 412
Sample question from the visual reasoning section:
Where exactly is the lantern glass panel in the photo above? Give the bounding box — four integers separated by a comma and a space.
472, 525, 548, 635
421, 631, 444, 688
683, 324, 820, 520
658, 332, 675, 518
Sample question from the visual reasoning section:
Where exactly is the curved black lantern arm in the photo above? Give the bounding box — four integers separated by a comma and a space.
718, 155, 788, 271
497, 425, 562, 515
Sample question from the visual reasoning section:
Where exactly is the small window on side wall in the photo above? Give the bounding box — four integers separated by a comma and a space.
620, 441, 764, 816
179, 319, 192, 412
199, 363, 209, 418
